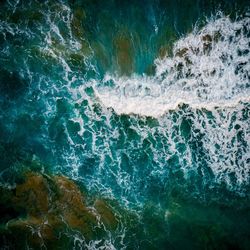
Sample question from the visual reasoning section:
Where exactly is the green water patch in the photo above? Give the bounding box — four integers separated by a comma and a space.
165, 198, 250, 249
135, 180, 250, 249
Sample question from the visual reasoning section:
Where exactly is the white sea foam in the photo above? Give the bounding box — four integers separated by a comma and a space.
94, 14, 250, 117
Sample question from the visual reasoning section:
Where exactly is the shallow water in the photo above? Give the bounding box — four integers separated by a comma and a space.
0, 0, 250, 249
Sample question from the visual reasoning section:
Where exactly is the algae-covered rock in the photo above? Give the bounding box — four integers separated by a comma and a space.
0, 172, 120, 248
114, 33, 134, 75
14, 173, 49, 216
94, 199, 118, 230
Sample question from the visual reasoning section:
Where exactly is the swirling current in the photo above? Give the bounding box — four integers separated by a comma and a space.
0, 0, 249, 249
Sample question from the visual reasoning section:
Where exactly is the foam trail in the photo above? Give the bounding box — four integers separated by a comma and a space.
95, 15, 250, 117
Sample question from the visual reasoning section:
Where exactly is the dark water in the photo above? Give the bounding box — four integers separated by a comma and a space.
0, 0, 250, 249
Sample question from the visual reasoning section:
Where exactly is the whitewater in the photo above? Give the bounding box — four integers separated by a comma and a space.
95, 14, 250, 117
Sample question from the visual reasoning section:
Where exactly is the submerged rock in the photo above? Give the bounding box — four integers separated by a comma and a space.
114, 33, 134, 75
0, 172, 119, 248
71, 7, 86, 39
175, 47, 189, 57
94, 199, 118, 230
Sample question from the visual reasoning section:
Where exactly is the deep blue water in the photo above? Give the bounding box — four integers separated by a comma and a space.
0, 0, 250, 249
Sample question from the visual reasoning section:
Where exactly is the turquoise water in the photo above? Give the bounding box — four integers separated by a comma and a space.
0, 0, 250, 249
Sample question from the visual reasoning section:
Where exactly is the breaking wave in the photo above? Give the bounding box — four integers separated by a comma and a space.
95, 14, 250, 117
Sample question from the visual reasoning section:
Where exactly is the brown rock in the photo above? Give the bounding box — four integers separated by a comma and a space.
14, 173, 49, 216
175, 48, 189, 57
95, 199, 118, 230
1, 172, 120, 247
114, 33, 134, 75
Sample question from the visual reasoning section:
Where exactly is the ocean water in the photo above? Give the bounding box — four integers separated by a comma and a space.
0, 0, 250, 249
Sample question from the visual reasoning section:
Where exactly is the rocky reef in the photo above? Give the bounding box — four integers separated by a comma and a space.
0, 171, 120, 249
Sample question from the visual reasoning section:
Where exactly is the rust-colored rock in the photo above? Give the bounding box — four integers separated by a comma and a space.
1, 172, 120, 248
114, 33, 134, 75
14, 173, 49, 216
94, 199, 118, 230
